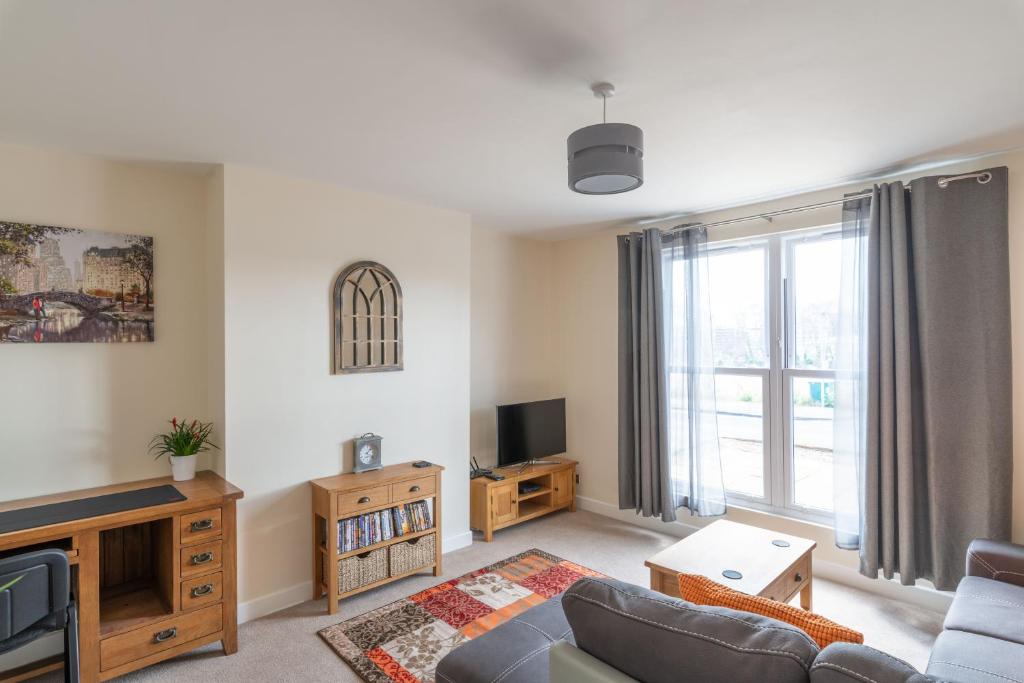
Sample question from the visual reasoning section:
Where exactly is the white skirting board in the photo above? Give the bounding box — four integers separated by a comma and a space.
237, 530, 474, 624
442, 531, 474, 555
575, 495, 954, 615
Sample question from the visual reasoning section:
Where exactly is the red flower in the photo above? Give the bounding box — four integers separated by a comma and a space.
172, 417, 178, 429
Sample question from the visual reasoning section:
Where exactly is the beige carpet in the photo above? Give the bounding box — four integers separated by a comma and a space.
37, 509, 945, 681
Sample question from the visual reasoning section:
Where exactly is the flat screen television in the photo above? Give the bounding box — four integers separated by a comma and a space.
496, 398, 566, 467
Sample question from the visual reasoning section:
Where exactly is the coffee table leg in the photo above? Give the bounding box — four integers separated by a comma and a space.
800, 577, 813, 611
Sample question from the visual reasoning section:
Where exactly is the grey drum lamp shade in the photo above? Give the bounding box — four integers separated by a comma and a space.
567, 122, 644, 194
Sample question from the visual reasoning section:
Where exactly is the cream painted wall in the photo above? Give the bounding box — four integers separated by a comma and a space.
0, 143, 214, 499
219, 165, 472, 615
205, 167, 226, 476
553, 151, 1024, 574
469, 226, 559, 467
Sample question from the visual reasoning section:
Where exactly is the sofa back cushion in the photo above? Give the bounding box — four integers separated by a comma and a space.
561, 578, 818, 683
811, 643, 932, 683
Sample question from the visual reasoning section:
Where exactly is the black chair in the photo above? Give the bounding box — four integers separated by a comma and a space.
0, 549, 79, 683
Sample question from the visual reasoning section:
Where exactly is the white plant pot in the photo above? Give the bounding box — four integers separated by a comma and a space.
170, 455, 197, 481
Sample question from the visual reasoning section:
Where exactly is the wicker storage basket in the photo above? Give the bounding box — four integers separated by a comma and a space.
389, 533, 436, 575
338, 546, 388, 593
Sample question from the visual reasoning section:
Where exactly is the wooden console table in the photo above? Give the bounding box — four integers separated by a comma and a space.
470, 457, 576, 541
310, 462, 443, 615
0, 472, 243, 683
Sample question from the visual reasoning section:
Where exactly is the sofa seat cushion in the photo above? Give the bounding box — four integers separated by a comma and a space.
944, 575, 1024, 646
435, 596, 572, 683
927, 630, 1024, 683
561, 577, 818, 683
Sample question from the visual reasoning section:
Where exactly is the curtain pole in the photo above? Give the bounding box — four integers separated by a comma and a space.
663, 170, 993, 234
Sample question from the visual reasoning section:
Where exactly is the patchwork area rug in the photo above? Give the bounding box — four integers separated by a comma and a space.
318, 549, 604, 683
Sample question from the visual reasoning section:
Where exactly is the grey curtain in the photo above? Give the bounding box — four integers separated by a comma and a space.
618, 228, 672, 520
618, 227, 726, 522
834, 166, 1011, 590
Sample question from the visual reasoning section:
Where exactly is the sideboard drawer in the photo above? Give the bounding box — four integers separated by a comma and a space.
180, 508, 222, 544
100, 604, 222, 671
179, 539, 223, 578
390, 476, 435, 503
181, 571, 223, 611
338, 485, 389, 515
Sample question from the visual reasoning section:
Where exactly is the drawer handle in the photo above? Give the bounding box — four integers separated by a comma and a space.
795, 573, 803, 583
409, 485, 421, 492
358, 496, 371, 504
191, 583, 215, 598
153, 627, 177, 643
191, 551, 214, 565
190, 518, 214, 532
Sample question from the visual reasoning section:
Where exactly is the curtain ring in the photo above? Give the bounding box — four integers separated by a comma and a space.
937, 171, 993, 189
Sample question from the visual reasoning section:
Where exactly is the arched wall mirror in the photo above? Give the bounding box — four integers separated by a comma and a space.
333, 261, 403, 374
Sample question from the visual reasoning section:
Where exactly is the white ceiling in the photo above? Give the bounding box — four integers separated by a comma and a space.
1, 0, 1023, 236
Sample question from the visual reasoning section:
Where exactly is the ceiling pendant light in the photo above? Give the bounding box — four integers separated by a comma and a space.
567, 82, 644, 194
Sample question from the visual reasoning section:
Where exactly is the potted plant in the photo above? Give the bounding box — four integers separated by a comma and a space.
149, 418, 218, 481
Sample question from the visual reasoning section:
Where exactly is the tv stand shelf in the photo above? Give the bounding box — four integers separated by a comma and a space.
470, 457, 576, 541
517, 486, 551, 502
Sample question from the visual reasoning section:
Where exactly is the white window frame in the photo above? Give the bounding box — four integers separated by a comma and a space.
705, 225, 841, 525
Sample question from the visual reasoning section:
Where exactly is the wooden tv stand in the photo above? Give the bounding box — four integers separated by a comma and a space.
470, 457, 576, 541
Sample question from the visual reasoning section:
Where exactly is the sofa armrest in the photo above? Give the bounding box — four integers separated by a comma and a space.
549, 641, 639, 683
966, 539, 1024, 587
810, 643, 933, 683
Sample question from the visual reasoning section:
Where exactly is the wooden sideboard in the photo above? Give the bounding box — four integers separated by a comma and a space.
0, 472, 243, 683
310, 462, 443, 615
470, 457, 577, 541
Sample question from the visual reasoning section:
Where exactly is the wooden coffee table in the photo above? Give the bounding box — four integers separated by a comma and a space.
645, 520, 817, 610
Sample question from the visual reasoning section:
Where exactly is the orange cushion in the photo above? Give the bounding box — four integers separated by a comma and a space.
677, 573, 863, 648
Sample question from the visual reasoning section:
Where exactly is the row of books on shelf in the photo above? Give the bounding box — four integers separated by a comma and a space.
338, 499, 434, 553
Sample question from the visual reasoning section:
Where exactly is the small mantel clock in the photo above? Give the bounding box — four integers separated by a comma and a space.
353, 433, 383, 473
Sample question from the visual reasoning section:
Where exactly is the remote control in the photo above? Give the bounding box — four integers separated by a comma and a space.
412, 460, 432, 468
485, 473, 505, 481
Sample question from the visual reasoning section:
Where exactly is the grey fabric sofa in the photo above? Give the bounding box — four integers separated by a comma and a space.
436, 539, 1024, 683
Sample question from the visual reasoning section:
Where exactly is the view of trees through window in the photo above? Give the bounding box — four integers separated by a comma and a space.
677, 228, 842, 520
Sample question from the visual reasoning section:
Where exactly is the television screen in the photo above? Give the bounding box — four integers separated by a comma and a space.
496, 398, 566, 467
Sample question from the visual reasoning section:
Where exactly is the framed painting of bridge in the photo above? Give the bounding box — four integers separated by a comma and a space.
0, 221, 154, 343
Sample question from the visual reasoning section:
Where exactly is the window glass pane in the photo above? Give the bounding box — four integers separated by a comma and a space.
791, 237, 842, 369
791, 377, 834, 511
716, 374, 764, 499
707, 247, 767, 368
